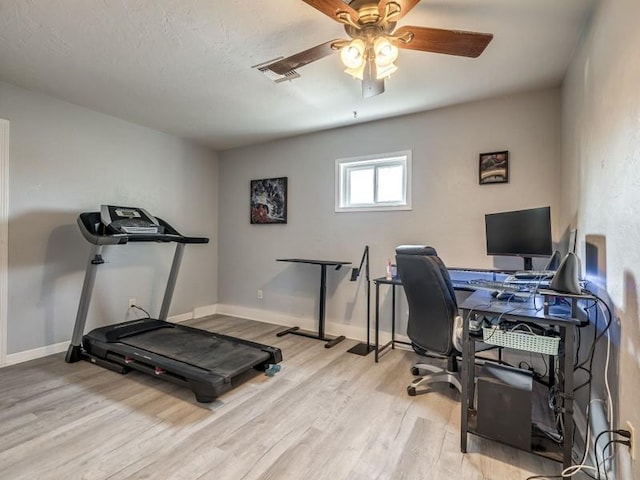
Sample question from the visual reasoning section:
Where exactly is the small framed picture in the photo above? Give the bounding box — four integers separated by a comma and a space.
479, 151, 509, 185
250, 177, 287, 224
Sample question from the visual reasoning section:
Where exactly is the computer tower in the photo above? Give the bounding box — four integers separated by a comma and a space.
476, 364, 533, 451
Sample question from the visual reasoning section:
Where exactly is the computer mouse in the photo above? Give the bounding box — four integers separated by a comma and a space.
495, 291, 513, 301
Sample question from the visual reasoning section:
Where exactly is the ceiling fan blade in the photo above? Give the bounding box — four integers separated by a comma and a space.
266, 39, 344, 76
378, 0, 420, 22
302, 0, 360, 24
392, 26, 493, 58
362, 60, 385, 98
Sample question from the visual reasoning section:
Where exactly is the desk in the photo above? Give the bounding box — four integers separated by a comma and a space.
276, 258, 351, 348
459, 289, 592, 468
373, 272, 487, 362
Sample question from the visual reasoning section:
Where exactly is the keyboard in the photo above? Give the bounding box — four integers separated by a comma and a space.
466, 279, 527, 294
451, 280, 476, 291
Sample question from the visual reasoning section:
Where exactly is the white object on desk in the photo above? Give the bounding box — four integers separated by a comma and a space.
482, 325, 560, 355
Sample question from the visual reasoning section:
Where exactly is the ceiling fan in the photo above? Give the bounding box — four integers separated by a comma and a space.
263, 0, 493, 98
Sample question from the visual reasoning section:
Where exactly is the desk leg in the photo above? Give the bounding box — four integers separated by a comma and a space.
375, 283, 380, 363
548, 355, 555, 389
562, 324, 575, 469
391, 285, 396, 349
318, 265, 327, 340
460, 309, 472, 454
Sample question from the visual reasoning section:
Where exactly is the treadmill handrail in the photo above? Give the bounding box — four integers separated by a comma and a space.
77, 212, 209, 245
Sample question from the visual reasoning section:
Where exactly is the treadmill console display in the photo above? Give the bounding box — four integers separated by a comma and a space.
100, 205, 164, 235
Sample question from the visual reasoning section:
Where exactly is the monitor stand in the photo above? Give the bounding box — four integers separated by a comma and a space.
523, 257, 533, 271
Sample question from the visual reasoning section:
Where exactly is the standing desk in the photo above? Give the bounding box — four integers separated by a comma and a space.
276, 258, 351, 348
459, 288, 592, 468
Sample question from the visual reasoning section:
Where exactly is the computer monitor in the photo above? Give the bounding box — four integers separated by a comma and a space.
568, 228, 577, 254
485, 206, 553, 270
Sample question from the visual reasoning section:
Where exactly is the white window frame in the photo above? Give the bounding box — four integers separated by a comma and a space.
335, 150, 412, 212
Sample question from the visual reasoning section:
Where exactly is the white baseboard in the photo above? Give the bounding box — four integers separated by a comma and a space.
167, 312, 194, 323
2, 306, 213, 367
1, 303, 406, 367
4, 340, 70, 366
193, 304, 217, 319
214, 303, 402, 345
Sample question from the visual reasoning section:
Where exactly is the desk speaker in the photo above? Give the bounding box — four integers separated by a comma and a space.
549, 252, 581, 294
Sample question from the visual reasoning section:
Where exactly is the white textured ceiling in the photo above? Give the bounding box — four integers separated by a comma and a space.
0, 0, 597, 150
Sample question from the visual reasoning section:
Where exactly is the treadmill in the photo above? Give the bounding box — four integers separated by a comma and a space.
65, 205, 282, 403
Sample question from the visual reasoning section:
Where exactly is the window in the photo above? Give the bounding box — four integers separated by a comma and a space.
335, 150, 412, 212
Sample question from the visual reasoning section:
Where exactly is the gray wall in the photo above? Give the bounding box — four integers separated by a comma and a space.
1, 80, 219, 355
561, 0, 640, 477
218, 88, 561, 338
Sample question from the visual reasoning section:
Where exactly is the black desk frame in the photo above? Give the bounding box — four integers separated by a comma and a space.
373, 276, 410, 362
459, 289, 592, 468
373, 269, 511, 362
276, 258, 351, 348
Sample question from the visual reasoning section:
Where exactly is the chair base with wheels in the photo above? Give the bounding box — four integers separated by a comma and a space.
407, 352, 462, 396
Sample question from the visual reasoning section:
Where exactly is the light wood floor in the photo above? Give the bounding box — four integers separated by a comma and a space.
0, 315, 570, 480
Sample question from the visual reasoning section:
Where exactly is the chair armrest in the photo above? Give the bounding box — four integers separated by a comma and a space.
453, 315, 464, 352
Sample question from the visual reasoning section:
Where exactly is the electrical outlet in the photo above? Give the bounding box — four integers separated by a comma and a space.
128, 298, 136, 308
627, 421, 636, 460
257, 290, 263, 300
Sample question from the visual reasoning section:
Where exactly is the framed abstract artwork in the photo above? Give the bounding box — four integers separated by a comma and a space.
250, 177, 288, 224
479, 151, 509, 185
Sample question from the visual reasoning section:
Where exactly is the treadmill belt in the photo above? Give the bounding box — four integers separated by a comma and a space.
123, 328, 271, 378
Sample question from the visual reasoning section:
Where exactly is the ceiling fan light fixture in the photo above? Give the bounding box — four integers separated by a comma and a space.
373, 36, 398, 68
375, 62, 397, 79
344, 62, 366, 80
340, 39, 366, 69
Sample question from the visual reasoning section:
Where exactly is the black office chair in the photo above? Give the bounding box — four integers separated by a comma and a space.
395, 245, 465, 396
